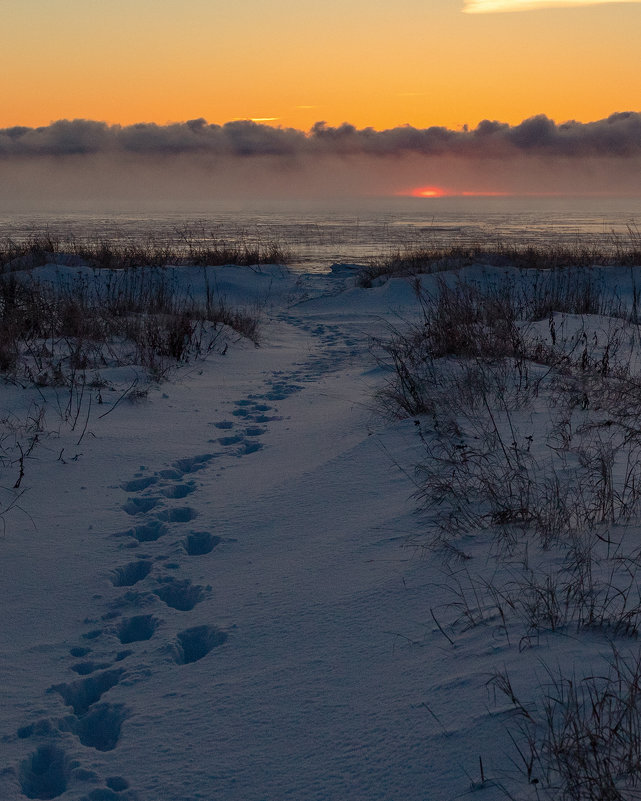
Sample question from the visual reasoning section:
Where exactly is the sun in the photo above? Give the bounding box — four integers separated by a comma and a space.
397, 185, 515, 198
408, 186, 447, 198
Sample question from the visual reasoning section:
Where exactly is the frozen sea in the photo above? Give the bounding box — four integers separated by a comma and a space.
2, 195, 641, 272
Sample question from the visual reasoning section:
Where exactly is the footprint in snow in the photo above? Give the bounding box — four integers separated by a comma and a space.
154, 506, 198, 523
173, 625, 228, 665
16, 458, 210, 800
153, 577, 207, 611
244, 426, 266, 437
106, 776, 131, 793
172, 453, 216, 475
121, 496, 159, 516
183, 531, 221, 555
116, 615, 159, 645
237, 440, 262, 456
20, 449, 226, 796
217, 434, 243, 446
18, 742, 136, 800
19, 744, 71, 799
115, 520, 168, 543
158, 468, 183, 480
160, 481, 196, 499
119, 476, 158, 493
110, 560, 153, 587
49, 669, 125, 717
60, 702, 129, 752
80, 783, 138, 800
252, 413, 278, 423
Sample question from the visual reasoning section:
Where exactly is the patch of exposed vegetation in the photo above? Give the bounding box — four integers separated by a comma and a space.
0, 230, 291, 272
358, 235, 641, 287
377, 265, 641, 799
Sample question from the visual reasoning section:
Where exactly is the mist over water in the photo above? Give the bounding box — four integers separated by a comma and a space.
2, 196, 641, 273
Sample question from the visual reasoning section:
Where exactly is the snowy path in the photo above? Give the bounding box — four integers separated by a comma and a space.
1, 272, 475, 801
6, 262, 640, 801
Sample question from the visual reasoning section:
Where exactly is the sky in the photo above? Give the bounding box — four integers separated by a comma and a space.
1, 0, 641, 205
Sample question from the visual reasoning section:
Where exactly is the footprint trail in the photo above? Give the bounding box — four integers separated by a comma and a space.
6, 295, 371, 800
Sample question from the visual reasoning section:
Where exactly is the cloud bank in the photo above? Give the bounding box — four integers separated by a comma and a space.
2, 113, 641, 160
1, 113, 641, 208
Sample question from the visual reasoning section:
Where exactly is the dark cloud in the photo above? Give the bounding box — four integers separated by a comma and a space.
1, 113, 641, 210
1, 112, 641, 160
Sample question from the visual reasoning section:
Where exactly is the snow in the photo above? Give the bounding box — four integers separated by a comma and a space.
2, 259, 641, 800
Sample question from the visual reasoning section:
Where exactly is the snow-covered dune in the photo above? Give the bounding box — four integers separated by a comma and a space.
2, 261, 641, 800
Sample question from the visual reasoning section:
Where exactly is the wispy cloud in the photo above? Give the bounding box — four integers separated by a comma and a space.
464, 0, 641, 13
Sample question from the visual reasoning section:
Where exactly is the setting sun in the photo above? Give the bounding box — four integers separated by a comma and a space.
401, 187, 514, 198
407, 186, 448, 198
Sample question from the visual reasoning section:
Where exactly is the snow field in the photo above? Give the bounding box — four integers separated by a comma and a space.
3, 260, 641, 800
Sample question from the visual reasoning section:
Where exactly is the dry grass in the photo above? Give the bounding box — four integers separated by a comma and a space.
0, 263, 263, 513
0, 268, 260, 387
492, 649, 641, 799
377, 266, 641, 799
378, 271, 641, 552
358, 233, 641, 288
0, 231, 291, 271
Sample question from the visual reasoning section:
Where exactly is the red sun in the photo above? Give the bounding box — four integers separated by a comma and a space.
408, 185, 447, 198
399, 186, 513, 198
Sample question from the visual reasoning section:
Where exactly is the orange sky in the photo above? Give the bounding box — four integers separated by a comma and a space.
2, 0, 641, 131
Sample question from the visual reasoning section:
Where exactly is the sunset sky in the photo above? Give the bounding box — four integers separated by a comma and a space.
2, 0, 641, 205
